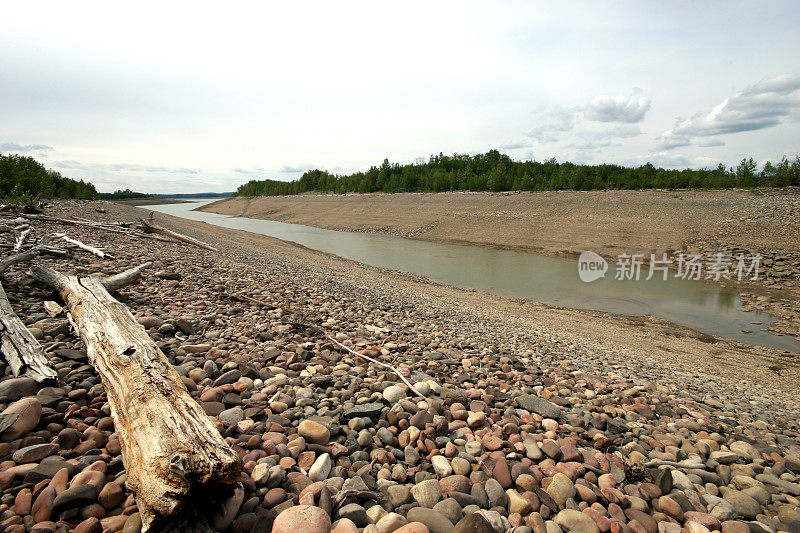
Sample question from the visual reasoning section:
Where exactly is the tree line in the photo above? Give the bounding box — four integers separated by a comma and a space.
235, 151, 800, 197
98, 189, 152, 199
0, 153, 98, 202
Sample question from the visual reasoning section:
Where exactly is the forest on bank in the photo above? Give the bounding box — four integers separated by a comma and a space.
0, 154, 97, 201
235, 150, 800, 197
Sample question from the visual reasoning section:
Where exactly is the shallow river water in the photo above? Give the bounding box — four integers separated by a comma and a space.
149, 200, 800, 353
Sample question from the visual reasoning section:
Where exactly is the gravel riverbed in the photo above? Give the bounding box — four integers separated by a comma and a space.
0, 201, 798, 533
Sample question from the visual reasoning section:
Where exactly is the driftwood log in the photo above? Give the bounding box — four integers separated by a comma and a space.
0, 242, 67, 382
0, 281, 57, 382
31, 263, 241, 531
141, 216, 218, 252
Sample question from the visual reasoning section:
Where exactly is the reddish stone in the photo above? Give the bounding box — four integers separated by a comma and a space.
493, 457, 512, 489
684, 511, 721, 530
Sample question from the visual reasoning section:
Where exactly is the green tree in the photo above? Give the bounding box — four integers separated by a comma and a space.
735, 158, 757, 187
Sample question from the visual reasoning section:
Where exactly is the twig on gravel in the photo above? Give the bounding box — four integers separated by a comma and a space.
299, 321, 427, 399
236, 289, 429, 399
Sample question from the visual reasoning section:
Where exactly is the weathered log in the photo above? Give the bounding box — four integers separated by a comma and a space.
141, 217, 219, 252
0, 239, 64, 382
0, 281, 57, 382
31, 263, 241, 531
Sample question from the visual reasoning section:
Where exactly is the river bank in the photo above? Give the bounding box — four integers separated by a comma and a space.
0, 200, 798, 532
202, 190, 800, 340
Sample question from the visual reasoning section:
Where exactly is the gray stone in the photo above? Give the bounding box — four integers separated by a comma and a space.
432, 455, 453, 477
723, 490, 762, 520
433, 498, 463, 525
485, 478, 507, 508
338, 503, 368, 527
516, 394, 562, 419
387, 484, 412, 507
218, 407, 244, 426
13, 443, 60, 464
31, 318, 70, 337
213, 369, 242, 387
0, 377, 38, 401
52, 484, 98, 512
342, 403, 384, 420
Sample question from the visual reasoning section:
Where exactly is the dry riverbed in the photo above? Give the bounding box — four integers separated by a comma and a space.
0, 200, 798, 533
204, 190, 800, 340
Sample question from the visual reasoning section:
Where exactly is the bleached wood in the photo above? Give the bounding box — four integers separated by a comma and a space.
13, 228, 31, 252
98, 262, 152, 292
141, 217, 219, 252
30, 264, 241, 530
54, 232, 113, 259
0, 281, 57, 382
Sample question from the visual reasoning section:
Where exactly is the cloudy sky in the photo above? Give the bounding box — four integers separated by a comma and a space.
1, 1, 798, 193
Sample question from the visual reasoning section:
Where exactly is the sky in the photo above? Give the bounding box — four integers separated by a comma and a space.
1, 1, 799, 194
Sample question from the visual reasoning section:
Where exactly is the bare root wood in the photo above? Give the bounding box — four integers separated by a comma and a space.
141, 216, 218, 252
0, 281, 57, 383
30, 263, 240, 530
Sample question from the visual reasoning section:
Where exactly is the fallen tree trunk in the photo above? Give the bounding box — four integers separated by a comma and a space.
31, 263, 241, 531
141, 217, 218, 252
0, 282, 57, 383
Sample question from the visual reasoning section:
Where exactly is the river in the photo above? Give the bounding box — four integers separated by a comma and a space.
148, 200, 800, 353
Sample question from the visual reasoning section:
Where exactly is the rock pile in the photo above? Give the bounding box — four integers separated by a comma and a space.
0, 201, 798, 533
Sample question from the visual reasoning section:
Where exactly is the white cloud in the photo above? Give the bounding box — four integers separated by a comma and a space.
696, 138, 725, 147
526, 106, 577, 143
52, 160, 199, 174
278, 164, 317, 174
586, 93, 651, 123
233, 167, 269, 175
0, 142, 53, 153
498, 140, 533, 150
654, 133, 691, 150
663, 73, 800, 141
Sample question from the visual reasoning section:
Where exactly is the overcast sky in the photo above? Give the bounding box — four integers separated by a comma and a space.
1, 1, 799, 193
